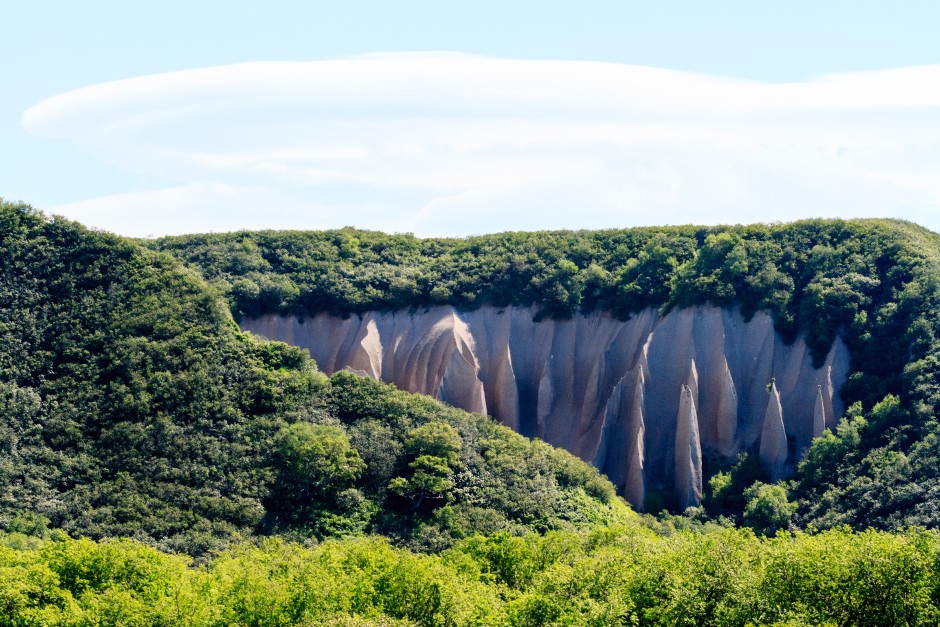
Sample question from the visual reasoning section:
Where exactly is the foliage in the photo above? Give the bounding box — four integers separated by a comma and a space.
388, 423, 462, 512
0, 199, 626, 553
151, 218, 940, 528
10, 198, 940, 621
3, 527, 940, 626
274, 422, 366, 498
0, 200, 321, 554
320, 372, 631, 547
741, 482, 797, 537
703, 453, 767, 521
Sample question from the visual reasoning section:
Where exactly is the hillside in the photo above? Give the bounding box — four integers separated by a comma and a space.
151, 220, 940, 529
0, 200, 628, 555
7, 199, 940, 623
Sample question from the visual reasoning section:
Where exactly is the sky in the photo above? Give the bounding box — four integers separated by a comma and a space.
3, 1, 940, 236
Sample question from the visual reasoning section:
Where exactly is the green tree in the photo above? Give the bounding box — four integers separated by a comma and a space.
403, 422, 462, 467
742, 482, 797, 537
274, 423, 365, 500
389, 422, 462, 512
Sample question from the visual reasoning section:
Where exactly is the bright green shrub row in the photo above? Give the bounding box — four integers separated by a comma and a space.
3, 526, 940, 627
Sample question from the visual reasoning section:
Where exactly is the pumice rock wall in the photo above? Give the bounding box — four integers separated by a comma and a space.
242, 305, 849, 510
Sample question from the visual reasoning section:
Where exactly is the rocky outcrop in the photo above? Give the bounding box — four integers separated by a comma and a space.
813, 385, 827, 439
243, 304, 849, 509
759, 380, 788, 482
623, 370, 647, 507
675, 384, 703, 510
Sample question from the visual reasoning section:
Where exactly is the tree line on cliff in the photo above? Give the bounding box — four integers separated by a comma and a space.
150, 219, 940, 530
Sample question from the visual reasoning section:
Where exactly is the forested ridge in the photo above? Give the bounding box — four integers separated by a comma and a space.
6, 196, 940, 625
0, 199, 627, 558
153, 219, 940, 531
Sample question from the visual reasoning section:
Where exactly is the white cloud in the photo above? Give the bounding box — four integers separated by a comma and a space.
21, 53, 940, 236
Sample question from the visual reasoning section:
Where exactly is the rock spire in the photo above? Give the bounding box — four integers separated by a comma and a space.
759, 378, 788, 481
675, 383, 703, 510
812, 385, 827, 440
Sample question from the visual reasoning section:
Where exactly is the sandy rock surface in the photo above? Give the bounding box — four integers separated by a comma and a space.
244, 305, 848, 509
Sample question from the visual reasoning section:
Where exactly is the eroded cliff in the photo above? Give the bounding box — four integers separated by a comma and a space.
242, 305, 848, 509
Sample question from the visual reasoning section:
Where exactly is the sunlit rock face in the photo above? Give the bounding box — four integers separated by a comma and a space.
759, 380, 789, 483
243, 305, 848, 510
674, 384, 703, 511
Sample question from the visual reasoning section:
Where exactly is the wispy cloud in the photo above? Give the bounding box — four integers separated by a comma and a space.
22, 53, 940, 236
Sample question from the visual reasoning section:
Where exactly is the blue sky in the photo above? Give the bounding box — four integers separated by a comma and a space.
3, 1, 940, 235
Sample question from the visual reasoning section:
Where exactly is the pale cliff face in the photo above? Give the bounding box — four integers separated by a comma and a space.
242, 305, 848, 510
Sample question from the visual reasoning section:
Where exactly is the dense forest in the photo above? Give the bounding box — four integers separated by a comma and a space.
0, 200, 626, 558
6, 196, 940, 624
152, 219, 940, 530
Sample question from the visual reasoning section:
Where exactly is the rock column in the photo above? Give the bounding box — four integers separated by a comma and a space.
812, 385, 827, 439
759, 379, 789, 481
624, 370, 647, 508
675, 384, 703, 510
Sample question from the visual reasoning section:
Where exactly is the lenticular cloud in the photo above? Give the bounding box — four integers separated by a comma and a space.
21, 53, 940, 236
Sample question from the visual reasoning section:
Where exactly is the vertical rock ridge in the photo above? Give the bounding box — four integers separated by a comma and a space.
440, 347, 488, 415
637, 338, 652, 382
685, 359, 700, 414
759, 379, 789, 482
492, 344, 520, 430
643, 307, 695, 491
812, 385, 827, 440
347, 318, 383, 379
823, 363, 837, 431
675, 384, 703, 510
748, 317, 777, 447
624, 369, 647, 509
241, 304, 849, 508
691, 307, 728, 453
593, 372, 627, 490
507, 306, 555, 438
536, 366, 554, 439
714, 361, 739, 457
462, 310, 520, 430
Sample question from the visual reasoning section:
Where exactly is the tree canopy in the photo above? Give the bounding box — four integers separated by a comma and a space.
152, 218, 940, 530
7, 197, 940, 621
0, 199, 628, 555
